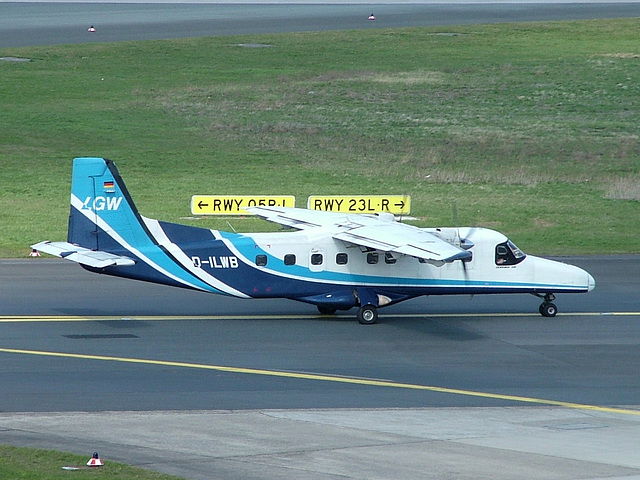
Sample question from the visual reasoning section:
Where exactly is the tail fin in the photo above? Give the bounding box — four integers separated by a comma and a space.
34, 157, 240, 294
67, 157, 151, 252
31, 157, 145, 269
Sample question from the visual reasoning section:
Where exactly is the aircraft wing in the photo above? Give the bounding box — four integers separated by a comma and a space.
248, 206, 471, 263
246, 206, 355, 230
332, 223, 470, 262
31, 241, 136, 268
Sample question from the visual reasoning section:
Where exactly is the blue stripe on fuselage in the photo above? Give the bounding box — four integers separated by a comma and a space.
71, 206, 223, 293
214, 231, 589, 294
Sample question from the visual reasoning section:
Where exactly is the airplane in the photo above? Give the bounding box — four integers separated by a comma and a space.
32, 157, 595, 324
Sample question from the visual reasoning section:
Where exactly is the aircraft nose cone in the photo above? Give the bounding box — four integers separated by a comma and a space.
587, 272, 596, 291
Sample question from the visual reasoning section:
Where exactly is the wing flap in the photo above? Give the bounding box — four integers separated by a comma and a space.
31, 241, 136, 268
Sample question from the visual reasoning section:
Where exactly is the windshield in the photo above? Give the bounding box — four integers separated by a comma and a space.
507, 240, 525, 259
495, 240, 526, 265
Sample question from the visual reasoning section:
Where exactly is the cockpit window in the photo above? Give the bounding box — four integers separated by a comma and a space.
495, 240, 526, 266
508, 240, 525, 259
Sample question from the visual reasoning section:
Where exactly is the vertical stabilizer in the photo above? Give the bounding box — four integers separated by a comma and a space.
34, 157, 240, 295
67, 157, 149, 252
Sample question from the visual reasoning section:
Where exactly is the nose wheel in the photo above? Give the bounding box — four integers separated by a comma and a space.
539, 302, 558, 317
537, 293, 557, 317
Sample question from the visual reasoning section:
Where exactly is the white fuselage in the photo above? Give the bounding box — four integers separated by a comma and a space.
227, 226, 595, 295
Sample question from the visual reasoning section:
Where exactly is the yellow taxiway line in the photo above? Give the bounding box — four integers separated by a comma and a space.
0, 346, 639, 417
0, 312, 639, 323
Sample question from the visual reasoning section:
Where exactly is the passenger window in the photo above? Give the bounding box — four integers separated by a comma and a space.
384, 253, 397, 264
311, 253, 323, 266
255, 255, 267, 266
367, 252, 379, 265
284, 254, 296, 266
336, 253, 348, 265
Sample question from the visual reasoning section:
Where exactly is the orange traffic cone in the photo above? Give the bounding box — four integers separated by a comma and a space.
87, 452, 104, 467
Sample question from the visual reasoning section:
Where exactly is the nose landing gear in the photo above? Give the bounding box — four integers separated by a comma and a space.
539, 301, 558, 317
536, 293, 557, 317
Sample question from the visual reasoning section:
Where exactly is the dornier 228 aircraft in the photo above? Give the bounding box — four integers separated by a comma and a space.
32, 157, 595, 324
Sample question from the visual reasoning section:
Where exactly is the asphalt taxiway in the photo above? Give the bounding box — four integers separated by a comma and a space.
3, 2, 640, 47
1, 258, 639, 479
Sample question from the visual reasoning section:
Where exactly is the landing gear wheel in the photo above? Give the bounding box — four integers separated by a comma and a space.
317, 306, 337, 315
539, 302, 558, 317
357, 305, 378, 325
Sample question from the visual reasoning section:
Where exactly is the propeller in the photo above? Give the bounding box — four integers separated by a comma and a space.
452, 201, 476, 283
452, 201, 460, 246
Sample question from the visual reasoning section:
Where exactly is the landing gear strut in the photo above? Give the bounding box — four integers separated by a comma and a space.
537, 293, 557, 317
357, 304, 378, 325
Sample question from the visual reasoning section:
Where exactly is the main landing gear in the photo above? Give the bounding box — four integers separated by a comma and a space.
317, 304, 379, 324
357, 304, 379, 325
536, 293, 558, 317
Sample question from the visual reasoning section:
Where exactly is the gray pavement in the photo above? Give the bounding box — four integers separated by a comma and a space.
2, 257, 640, 478
3, 2, 640, 47
2, 407, 640, 479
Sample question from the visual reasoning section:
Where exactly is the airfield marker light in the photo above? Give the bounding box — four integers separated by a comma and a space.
87, 452, 104, 467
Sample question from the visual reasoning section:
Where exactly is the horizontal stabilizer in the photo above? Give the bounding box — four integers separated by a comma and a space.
31, 241, 136, 268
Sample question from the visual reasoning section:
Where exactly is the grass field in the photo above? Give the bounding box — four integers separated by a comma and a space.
0, 445, 185, 480
1, 19, 639, 257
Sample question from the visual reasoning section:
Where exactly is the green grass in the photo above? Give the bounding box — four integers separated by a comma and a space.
0, 445, 185, 479
1, 19, 639, 257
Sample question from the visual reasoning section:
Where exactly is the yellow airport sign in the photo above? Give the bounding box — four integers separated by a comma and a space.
307, 195, 411, 215
191, 195, 296, 215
